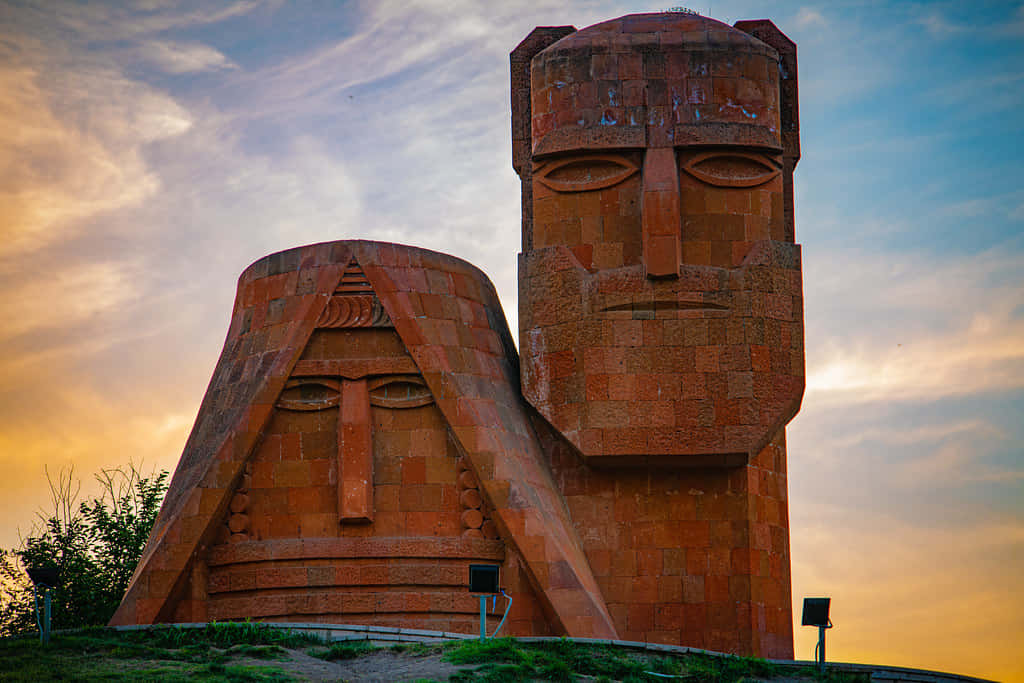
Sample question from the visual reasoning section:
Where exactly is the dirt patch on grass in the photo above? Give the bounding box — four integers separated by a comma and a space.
0, 626, 868, 682
275, 648, 464, 682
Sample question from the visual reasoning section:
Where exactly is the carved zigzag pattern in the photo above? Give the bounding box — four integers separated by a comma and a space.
317, 259, 392, 328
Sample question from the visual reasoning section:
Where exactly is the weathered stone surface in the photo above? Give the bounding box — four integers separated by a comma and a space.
110, 241, 615, 639
513, 12, 802, 657
112, 10, 803, 661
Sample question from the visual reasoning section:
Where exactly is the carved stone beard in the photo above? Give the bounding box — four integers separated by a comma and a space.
519, 140, 800, 467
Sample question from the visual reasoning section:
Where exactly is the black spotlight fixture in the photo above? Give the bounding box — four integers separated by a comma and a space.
25, 565, 61, 645
25, 566, 60, 590
468, 564, 509, 641
801, 597, 833, 670
468, 564, 499, 595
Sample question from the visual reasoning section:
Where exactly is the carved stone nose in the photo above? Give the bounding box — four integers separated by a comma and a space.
641, 147, 681, 279
338, 378, 373, 523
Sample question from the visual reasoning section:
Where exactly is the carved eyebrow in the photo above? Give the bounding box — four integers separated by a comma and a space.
532, 126, 646, 158
535, 154, 640, 192
680, 151, 781, 188
291, 357, 419, 379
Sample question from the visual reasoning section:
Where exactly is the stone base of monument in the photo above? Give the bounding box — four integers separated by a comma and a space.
109, 622, 994, 683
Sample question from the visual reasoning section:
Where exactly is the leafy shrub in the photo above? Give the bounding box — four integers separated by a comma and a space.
0, 464, 169, 636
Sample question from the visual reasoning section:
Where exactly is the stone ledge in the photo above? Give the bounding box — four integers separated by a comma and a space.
206, 537, 505, 566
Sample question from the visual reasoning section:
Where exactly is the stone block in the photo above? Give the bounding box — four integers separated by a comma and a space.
112, 8, 803, 662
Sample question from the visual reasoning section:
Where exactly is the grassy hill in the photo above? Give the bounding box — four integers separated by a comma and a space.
0, 623, 867, 682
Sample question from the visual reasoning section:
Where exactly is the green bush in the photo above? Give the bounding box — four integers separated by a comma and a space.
0, 464, 169, 636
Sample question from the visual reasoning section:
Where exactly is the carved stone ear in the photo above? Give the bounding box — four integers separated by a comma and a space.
510, 26, 575, 177
734, 19, 800, 242
733, 20, 799, 164
511, 26, 575, 253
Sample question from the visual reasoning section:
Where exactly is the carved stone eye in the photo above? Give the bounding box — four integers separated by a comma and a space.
681, 151, 780, 188
276, 379, 340, 411
535, 154, 639, 192
367, 375, 434, 409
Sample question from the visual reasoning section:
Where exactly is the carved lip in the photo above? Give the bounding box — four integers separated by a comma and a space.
599, 300, 728, 313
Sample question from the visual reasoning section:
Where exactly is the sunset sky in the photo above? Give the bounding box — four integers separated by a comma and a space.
1, 1, 1021, 679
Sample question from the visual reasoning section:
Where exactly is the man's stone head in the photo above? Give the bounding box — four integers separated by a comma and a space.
513, 13, 804, 466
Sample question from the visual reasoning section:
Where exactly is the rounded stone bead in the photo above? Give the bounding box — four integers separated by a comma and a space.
461, 509, 484, 529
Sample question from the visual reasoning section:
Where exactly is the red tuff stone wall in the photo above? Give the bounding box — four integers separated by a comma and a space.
111, 240, 613, 638
112, 10, 804, 662
538, 422, 793, 655
511, 13, 803, 658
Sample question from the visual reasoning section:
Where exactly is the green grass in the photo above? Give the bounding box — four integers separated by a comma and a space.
388, 641, 438, 656
443, 637, 660, 682
0, 627, 871, 682
440, 638, 871, 682
137, 622, 324, 649
0, 625, 307, 681
224, 644, 290, 661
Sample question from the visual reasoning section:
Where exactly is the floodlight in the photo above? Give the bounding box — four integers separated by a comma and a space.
801, 597, 833, 671
469, 564, 508, 641
468, 564, 499, 594
25, 565, 60, 645
26, 566, 60, 589
801, 597, 830, 627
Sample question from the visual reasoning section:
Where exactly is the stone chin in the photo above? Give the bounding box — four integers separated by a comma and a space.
519, 238, 804, 468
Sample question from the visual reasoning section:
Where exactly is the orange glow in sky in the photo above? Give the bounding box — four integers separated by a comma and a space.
1, 2, 1021, 680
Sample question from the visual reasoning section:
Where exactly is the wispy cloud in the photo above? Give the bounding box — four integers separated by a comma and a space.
0, 43, 191, 256
49, 0, 263, 41
911, 3, 1024, 40
221, 0, 564, 119
136, 41, 238, 74
804, 243, 1024, 402
916, 12, 967, 37
936, 189, 1024, 220
894, 436, 1024, 485
0, 4, 1022, 680
821, 418, 1007, 452
783, 10, 894, 105
0, 262, 135, 345
923, 71, 1024, 119
794, 7, 827, 29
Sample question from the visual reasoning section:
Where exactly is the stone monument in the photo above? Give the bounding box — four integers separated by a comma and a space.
512, 12, 803, 656
111, 11, 803, 659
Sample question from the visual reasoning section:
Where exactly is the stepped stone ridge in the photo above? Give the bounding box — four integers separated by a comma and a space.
112, 11, 804, 660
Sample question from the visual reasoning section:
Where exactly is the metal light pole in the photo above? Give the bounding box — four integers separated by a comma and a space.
26, 566, 60, 646
479, 595, 488, 641
469, 564, 500, 641
801, 597, 833, 672
43, 589, 52, 645
816, 622, 826, 670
